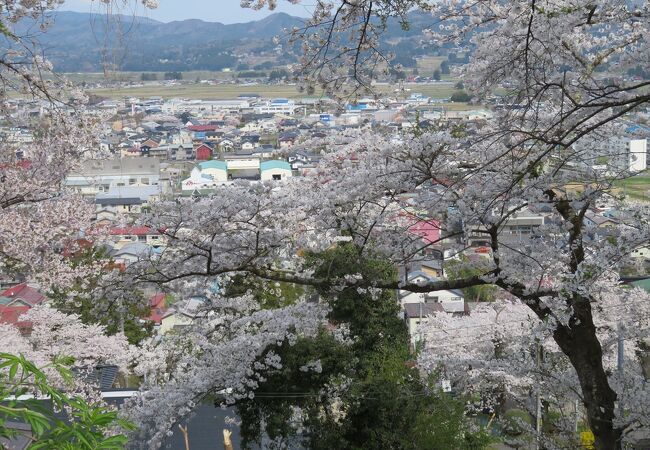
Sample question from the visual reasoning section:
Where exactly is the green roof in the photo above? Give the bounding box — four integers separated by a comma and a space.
198, 160, 227, 171
260, 160, 291, 171
631, 278, 650, 292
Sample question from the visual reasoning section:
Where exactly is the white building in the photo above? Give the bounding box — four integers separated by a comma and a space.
398, 271, 465, 313
626, 138, 648, 172
197, 160, 228, 182
260, 160, 292, 181
162, 99, 250, 115
253, 98, 296, 115
65, 157, 161, 197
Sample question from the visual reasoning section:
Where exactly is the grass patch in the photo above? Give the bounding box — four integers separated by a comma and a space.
416, 56, 446, 73
567, 172, 650, 202
613, 174, 650, 201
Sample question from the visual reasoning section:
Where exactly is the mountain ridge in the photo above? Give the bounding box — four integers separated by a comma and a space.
15, 10, 442, 72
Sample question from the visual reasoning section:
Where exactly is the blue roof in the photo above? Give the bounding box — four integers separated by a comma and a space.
260, 160, 291, 171
199, 160, 227, 171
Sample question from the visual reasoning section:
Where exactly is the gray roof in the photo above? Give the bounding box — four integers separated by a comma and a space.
0, 422, 32, 449
70, 157, 160, 176
100, 185, 161, 201
403, 302, 443, 318
112, 242, 151, 257
95, 197, 142, 206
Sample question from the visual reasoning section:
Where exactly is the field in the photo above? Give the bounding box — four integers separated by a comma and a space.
566, 172, 650, 202
614, 174, 650, 201
63, 71, 236, 84
88, 81, 465, 102
416, 56, 446, 72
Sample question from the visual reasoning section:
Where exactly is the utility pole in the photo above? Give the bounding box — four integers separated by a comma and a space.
419, 301, 423, 345
178, 424, 190, 450
617, 322, 625, 417
223, 429, 234, 450
535, 343, 543, 450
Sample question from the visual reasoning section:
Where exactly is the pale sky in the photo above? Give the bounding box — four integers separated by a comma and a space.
59, 0, 311, 23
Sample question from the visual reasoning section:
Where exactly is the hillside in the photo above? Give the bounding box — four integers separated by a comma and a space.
13, 10, 452, 72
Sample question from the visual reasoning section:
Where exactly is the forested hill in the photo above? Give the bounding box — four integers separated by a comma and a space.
13, 10, 451, 72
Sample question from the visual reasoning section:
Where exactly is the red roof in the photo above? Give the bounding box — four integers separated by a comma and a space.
150, 293, 165, 308
146, 293, 168, 324
61, 238, 94, 258
0, 160, 32, 170
0, 305, 30, 327
0, 283, 46, 307
408, 218, 442, 244
109, 226, 159, 236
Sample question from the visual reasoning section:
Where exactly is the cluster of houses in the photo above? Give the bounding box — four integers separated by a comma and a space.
2, 94, 650, 343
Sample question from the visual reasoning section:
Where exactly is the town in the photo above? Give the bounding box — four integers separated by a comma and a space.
1, 1, 649, 450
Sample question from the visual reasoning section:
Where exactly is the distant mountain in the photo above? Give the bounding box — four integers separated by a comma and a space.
13, 10, 455, 72
12, 11, 305, 72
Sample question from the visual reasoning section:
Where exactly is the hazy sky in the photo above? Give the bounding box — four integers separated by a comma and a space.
59, 0, 311, 23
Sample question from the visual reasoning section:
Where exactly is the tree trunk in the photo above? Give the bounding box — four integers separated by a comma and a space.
552, 320, 622, 450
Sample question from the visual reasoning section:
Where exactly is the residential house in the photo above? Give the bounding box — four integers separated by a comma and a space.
108, 226, 165, 250
584, 211, 619, 229
0, 283, 46, 333
466, 206, 545, 246
278, 132, 298, 149
399, 271, 465, 313
139, 139, 159, 157
403, 302, 444, 345
287, 150, 318, 170
218, 138, 236, 153
111, 242, 152, 266
95, 185, 161, 224
159, 297, 207, 334
146, 293, 169, 326
0, 283, 46, 308
168, 143, 195, 161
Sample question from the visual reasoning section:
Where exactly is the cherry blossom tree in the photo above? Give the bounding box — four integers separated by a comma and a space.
122, 2, 650, 449
1, 0, 646, 449
0, 306, 133, 385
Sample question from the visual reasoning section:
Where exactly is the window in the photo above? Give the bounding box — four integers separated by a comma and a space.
451, 297, 462, 302
272, 174, 282, 180
138, 236, 146, 242
424, 294, 438, 304
141, 178, 150, 185
129, 178, 136, 185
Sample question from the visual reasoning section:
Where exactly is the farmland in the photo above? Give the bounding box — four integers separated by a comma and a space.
88, 81, 465, 102
614, 173, 650, 201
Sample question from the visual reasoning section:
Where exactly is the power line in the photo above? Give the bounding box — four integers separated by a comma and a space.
419, 311, 650, 353
419, 297, 650, 339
